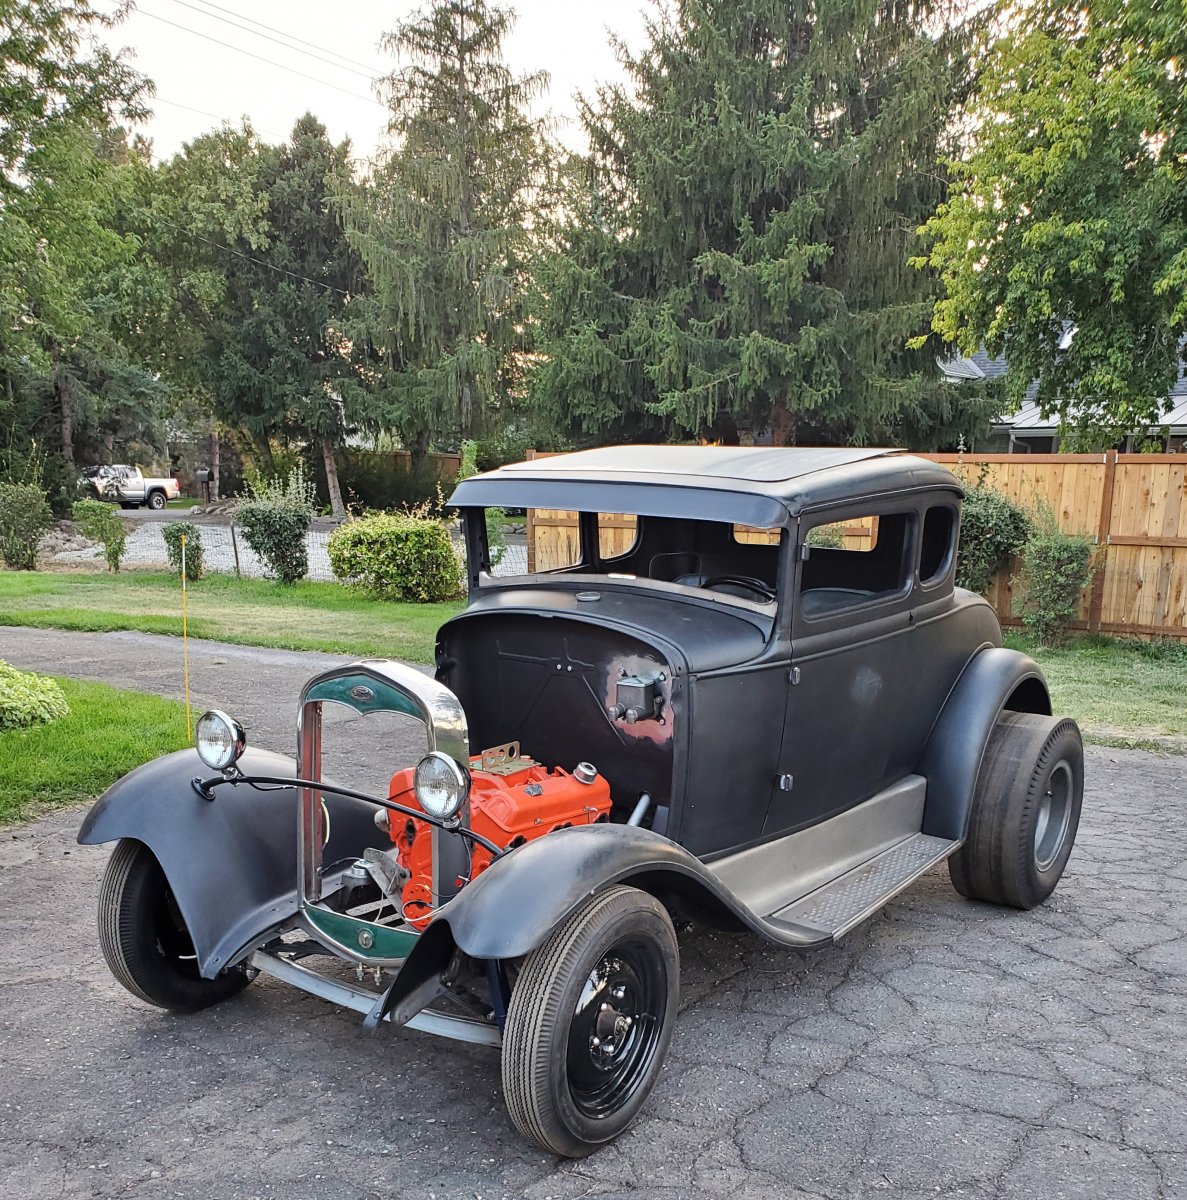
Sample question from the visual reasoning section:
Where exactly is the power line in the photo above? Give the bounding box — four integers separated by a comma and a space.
179, 0, 386, 77
154, 215, 353, 297
152, 95, 288, 141
159, 0, 379, 82
136, 9, 386, 108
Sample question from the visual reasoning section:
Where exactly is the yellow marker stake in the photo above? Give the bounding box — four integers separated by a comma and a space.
181, 533, 192, 733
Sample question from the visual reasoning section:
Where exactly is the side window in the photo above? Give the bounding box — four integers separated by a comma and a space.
599, 513, 639, 561
919, 505, 957, 586
799, 511, 914, 619
526, 509, 582, 571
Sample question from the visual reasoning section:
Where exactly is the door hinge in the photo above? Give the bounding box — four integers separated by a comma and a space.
777, 773, 794, 792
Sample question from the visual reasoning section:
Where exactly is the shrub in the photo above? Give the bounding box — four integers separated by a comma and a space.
72, 498, 127, 572
162, 522, 205, 581
1014, 509, 1098, 646
328, 512, 463, 602
0, 482, 54, 569
956, 485, 1032, 595
235, 469, 315, 584
0, 660, 69, 730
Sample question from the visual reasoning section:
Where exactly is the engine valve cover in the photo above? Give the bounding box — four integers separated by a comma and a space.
384, 743, 612, 927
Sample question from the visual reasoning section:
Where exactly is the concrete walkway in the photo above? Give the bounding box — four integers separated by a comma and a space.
1, 625, 1185, 1199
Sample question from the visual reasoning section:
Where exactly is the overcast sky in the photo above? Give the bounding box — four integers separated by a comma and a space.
94, 0, 652, 164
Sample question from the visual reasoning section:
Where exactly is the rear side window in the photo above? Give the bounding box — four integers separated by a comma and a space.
799, 511, 914, 619
919, 505, 957, 585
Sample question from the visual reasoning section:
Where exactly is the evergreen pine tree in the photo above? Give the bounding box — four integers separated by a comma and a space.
530, 0, 997, 448
340, 0, 548, 459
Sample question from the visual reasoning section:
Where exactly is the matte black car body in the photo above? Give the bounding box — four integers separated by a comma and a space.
80, 445, 1083, 1157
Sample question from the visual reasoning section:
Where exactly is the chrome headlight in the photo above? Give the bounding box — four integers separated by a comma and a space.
414, 751, 470, 821
195, 709, 246, 771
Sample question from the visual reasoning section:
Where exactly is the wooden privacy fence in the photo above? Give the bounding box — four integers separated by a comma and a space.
930, 452, 1187, 639
523, 450, 1187, 640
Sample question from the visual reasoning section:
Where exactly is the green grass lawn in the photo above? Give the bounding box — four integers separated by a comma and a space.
166, 496, 205, 509
1004, 632, 1187, 750
1, 570, 1183, 750
0, 676, 189, 823
0, 570, 462, 665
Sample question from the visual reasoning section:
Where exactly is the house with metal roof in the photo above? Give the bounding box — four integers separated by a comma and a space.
939, 348, 1187, 453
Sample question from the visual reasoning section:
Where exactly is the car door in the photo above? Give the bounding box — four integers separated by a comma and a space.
763, 503, 926, 837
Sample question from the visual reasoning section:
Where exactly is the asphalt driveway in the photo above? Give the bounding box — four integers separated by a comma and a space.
1, 626, 1185, 1200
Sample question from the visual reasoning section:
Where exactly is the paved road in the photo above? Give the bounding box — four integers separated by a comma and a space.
1, 627, 1185, 1200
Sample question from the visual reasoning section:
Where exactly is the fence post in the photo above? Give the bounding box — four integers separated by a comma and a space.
1087, 449, 1119, 634
230, 522, 242, 578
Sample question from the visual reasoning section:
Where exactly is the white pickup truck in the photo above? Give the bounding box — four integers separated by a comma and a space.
81, 465, 181, 510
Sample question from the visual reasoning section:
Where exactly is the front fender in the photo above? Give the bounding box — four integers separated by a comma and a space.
919, 646, 1052, 841
78, 748, 380, 978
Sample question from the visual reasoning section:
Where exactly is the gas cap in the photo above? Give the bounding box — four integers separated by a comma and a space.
573, 762, 598, 785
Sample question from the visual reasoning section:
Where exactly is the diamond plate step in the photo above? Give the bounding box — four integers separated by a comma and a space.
766, 833, 958, 941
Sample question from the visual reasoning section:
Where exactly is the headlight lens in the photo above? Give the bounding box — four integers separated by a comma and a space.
195, 709, 246, 771
414, 751, 470, 820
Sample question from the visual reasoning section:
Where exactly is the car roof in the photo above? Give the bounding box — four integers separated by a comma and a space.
449, 445, 961, 525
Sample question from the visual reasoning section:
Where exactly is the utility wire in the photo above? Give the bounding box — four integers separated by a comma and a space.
153, 215, 353, 297
152, 95, 288, 141
180, 0, 386, 76
159, 0, 380, 82
136, 9, 386, 108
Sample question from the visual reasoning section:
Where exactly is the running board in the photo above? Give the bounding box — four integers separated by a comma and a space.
766, 833, 959, 942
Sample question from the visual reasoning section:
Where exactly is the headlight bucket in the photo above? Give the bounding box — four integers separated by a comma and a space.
414, 751, 470, 821
195, 709, 247, 772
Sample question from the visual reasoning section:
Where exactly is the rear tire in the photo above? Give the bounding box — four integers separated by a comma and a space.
147, 491, 166, 510
501, 886, 679, 1157
98, 840, 249, 1012
949, 712, 1083, 909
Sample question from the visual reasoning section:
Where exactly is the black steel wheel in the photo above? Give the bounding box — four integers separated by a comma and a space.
501, 885, 679, 1157
97, 839, 250, 1012
949, 712, 1084, 909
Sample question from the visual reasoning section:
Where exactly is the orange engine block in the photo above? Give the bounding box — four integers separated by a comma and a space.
384, 743, 612, 926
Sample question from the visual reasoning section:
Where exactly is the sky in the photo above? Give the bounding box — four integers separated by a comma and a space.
94, 0, 652, 164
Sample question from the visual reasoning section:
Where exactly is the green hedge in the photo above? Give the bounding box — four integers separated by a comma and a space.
956, 485, 1032, 595
236, 471, 314, 584
0, 482, 53, 569
162, 522, 205, 581
328, 513, 463, 602
0, 660, 70, 731
72, 499, 127, 572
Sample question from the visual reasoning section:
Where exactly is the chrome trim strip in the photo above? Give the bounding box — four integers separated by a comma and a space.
249, 951, 501, 1047
294, 660, 471, 907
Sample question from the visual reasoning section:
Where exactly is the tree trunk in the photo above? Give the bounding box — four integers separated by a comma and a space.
210, 431, 221, 503
321, 435, 346, 517
255, 433, 276, 478
408, 427, 430, 470
460, 381, 473, 438
769, 399, 796, 447
57, 367, 75, 467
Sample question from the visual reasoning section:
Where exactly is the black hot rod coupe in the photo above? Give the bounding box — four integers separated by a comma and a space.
80, 446, 1084, 1156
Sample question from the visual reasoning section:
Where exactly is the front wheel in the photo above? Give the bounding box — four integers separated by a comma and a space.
949, 712, 1084, 909
97, 839, 250, 1011
501, 885, 679, 1157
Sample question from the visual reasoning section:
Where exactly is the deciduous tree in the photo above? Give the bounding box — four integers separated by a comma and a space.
916, 1, 1187, 446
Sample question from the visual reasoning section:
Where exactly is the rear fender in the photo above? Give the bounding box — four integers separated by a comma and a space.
919, 646, 1052, 841
78, 748, 380, 978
